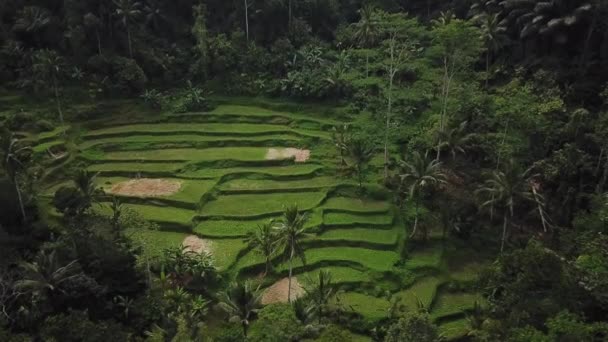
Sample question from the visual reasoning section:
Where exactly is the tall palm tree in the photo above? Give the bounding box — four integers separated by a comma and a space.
274, 205, 310, 303
348, 138, 375, 190
114, 0, 141, 58
218, 281, 263, 337
500, 0, 592, 44
304, 270, 333, 323
435, 121, 471, 161
12, 6, 52, 47
1, 131, 31, 220
32, 49, 65, 128
331, 124, 351, 167
245, 223, 278, 276
73, 169, 101, 215
14, 250, 82, 300
84, 13, 103, 55
399, 151, 447, 239
476, 161, 534, 253
354, 4, 379, 77
473, 12, 507, 87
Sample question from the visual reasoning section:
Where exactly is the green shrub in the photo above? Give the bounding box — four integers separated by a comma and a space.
248, 303, 304, 342
34, 119, 54, 132
140, 89, 165, 111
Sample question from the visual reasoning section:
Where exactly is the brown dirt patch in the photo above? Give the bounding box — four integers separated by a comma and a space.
109, 178, 182, 197
182, 235, 214, 255
261, 277, 305, 304
265, 148, 310, 163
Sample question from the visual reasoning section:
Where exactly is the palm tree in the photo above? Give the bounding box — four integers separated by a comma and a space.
12, 6, 52, 47
32, 49, 65, 128
354, 4, 379, 77
143, 0, 165, 33
473, 12, 507, 87
218, 281, 263, 337
435, 121, 471, 161
114, 0, 142, 58
331, 124, 351, 167
476, 161, 534, 253
500, 0, 592, 44
274, 205, 310, 303
304, 270, 333, 323
84, 13, 103, 55
14, 250, 82, 300
1, 131, 31, 220
399, 151, 447, 239
73, 169, 102, 215
347, 138, 375, 190
245, 223, 278, 276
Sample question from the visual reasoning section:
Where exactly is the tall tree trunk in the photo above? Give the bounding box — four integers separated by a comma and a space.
500, 211, 508, 253
52, 75, 65, 135
365, 51, 369, 77
14, 177, 26, 220
244, 0, 249, 42
127, 24, 133, 58
531, 184, 548, 233
242, 322, 248, 337
264, 256, 270, 276
287, 249, 293, 302
96, 29, 103, 55
385, 74, 392, 181
485, 51, 490, 88
597, 158, 608, 194
288, 0, 292, 27
410, 198, 419, 238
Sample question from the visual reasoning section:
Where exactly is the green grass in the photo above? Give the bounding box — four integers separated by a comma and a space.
318, 228, 399, 245
194, 218, 274, 238
277, 247, 399, 272
438, 318, 470, 340
208, 238, 248, 270
201, 192, 327, 217
181, 164, 323, 178
88, 162, 184, 173
32, 140, 65, 153
209, 104, 339, 126
323, 211, 394, 226
297, 266, 371, 285
430, 292, 483, 321
79, 133, 302, 150
405, 243, 444, 271
221, 176, 341, 191
94, 202, 194, 227
332, 292, 390, 321
35, 126, 69, 142
323, 197, 390, 213
85, 123, 327, 139
126, 228, 188, 259
98, 147, 276, 162
394, 277, 442, 310
96, 177, 217, 204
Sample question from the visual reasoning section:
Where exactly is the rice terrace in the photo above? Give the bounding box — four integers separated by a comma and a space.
18, 98, 488, 340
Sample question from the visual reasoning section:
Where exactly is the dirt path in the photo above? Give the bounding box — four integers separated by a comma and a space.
109, 178, 182, 197
182, 235, 214, 255
261, 277, 305, 304
265, 148, 310, 162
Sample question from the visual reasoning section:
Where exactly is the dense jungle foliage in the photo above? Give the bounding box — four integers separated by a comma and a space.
1, 0, 608, 341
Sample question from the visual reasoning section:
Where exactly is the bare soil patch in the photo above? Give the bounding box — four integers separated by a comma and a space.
265, 148, 310, 162
182, 235, 214, 255
109, 178, 182, 197
261, 277, 305, 304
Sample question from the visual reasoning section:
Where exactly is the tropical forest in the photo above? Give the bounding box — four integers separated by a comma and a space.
1, 0, 608, 341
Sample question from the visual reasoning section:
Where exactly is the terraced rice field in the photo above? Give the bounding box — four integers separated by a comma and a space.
35, 103, 481, 339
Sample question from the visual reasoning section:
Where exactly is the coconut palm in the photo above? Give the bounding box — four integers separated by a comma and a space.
399, 151, 447, 239
274, 205, 310, 303
218, 281, 263, 336
114, 0, 142, 58
32, 49, 65, 127
84, 13, 104, 55
304, 270, 333, 323
473, 12, 508, 87
245, 222, 278, 276
14, 250, 82, 300
73, 169, 102, 215
1, 131, 31, 220
500, 0, 592, 44
435, 121, 472, 161
476, 160, 535, 253
354, 4, 379, 77
331, 124, 351, 167
347, 138, 375, 190
12, 6, 52, 47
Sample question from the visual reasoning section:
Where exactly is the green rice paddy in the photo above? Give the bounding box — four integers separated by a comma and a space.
37, 103, 480, 340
